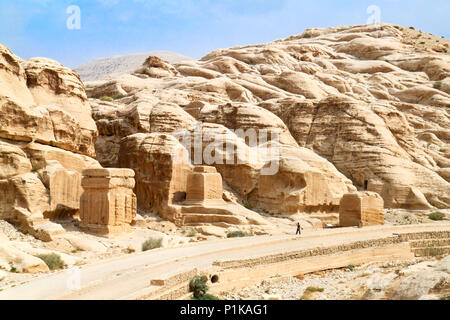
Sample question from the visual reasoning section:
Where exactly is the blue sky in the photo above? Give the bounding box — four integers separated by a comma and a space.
0, 0, 449, 68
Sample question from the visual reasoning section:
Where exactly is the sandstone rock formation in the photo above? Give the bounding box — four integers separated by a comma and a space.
88, 23, 450, 220
75, 51, 194, 82
2, 22, 449, 241
185, 166, 224, 205
80, 169, 137, 235
391, 255, 450, 300
0, 44, 101, 240
119, 133, 192, 225
339, 192, 385, 227
118, 134, 269, 226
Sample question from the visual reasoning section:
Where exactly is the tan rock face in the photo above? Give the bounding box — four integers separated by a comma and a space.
88, 23, 449, 213
119, 133, 193, 223
0, 44, 101, 239
339, 192, 385, 227
80, 169, 137, 235
137, 56, 180, 78
0, 50, 97, 158
186, 166, 224, 205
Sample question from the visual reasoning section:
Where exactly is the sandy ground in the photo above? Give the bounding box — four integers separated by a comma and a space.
219, 255, 450, 300
0, 209, 449, 295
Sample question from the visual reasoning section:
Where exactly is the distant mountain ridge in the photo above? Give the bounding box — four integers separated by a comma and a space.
75, 51, 194, 82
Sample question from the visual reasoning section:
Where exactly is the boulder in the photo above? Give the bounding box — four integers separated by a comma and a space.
340, 192, 385, 227
0, 242, 49, 273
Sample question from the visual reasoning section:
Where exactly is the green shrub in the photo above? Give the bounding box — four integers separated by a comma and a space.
36, 254, 66, 270
305, 286, 324, 293
189, 275, 209, 299
409, 26, 415, 30
111, 93, 125, 100
142, 238, 163, 251
429, 212, 445, 221
100, 96, 114, 102
242, 200, 253, 210
346, 264, 356, 271
303, 33, 312, 39
227, 231, 250, 238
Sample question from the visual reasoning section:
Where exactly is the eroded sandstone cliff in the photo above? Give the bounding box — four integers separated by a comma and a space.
87, 23, 450, 214
0, 45, 100, 240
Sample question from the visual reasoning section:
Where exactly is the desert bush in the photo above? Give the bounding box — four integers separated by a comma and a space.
100, 96, 114, 102
429, 212, 445, 221
142, 237, 163, 251
227, 231, 250, 238
303, 33, 312, 38
111, 93, 125, 100
346, 264, 356, 271
36, 254, 65, 270
242, 200, 253, 210
305, 286, 324, 293
189, 275, 220, 300
189, 275, 209, 298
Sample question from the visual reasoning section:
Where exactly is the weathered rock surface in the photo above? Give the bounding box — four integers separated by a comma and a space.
0, 242, 49, 273
340, 192, 385, 227
88, 23, 450, 213
391, 256, 450, 300
80, 168, 137, 235
0, 45, 101, 240
119, 133, 192, 224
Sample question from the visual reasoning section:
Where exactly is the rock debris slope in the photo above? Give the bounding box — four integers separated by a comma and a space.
87, 24, 450, 215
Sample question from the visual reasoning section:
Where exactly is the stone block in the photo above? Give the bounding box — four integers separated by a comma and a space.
186, 166, 224, 205
339, 192, 384, 227
80, 168, 137, 235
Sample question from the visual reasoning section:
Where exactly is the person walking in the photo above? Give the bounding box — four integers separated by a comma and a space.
296, 223, 302, 235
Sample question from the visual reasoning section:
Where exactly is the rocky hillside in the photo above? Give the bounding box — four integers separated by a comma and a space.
76, 51, 194, 82
0, 45, 101, 240
1, 23, 449, 240
87, 23, 450, 216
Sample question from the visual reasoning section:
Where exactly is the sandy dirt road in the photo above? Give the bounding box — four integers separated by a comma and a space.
1, 223, 449, 300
